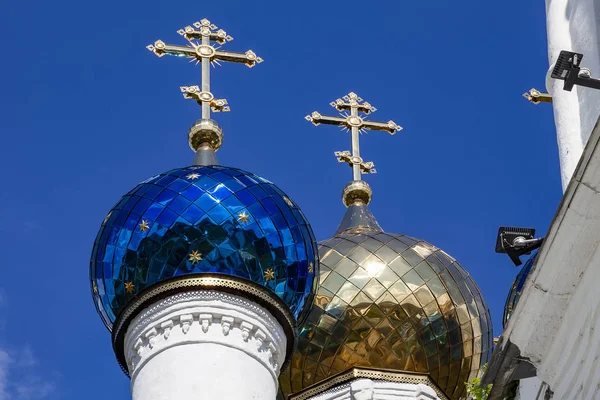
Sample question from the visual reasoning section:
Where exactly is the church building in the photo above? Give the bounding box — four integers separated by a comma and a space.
89, 18, 496, 400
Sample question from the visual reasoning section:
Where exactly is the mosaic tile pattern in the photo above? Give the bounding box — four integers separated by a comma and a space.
503, 250, 538, 328
279, 227, 493, 400
90, 165, 319, 330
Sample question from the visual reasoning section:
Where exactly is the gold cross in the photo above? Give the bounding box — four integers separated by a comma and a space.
306, 92, 402, 181
147, 18, 263, 120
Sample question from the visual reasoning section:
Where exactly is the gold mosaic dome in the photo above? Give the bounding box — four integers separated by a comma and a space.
279, 194, 493, 400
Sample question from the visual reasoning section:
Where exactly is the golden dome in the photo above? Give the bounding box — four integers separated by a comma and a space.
279, 205, 493, 400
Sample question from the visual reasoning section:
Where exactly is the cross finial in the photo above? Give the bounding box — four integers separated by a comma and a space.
306, 92, 402, 206
147, 19, 263, 165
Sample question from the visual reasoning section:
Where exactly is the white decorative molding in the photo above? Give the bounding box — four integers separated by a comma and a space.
296, 378, 440, 400
124, 291, 287, 386
290, 368, 447, 400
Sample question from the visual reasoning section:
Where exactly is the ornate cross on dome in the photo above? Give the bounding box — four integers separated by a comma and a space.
305, 92, 402, 181
147, 18, 263, 121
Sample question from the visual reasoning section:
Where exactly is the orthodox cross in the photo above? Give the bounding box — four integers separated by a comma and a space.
147, 18, 263, 121
305, 92, 402, 181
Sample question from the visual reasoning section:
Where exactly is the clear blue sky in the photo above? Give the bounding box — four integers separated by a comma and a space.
0, 1, 561, 399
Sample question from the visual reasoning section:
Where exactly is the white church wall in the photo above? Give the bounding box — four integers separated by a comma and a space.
515, 377, 543, 400
500, 120, 600, 399
546, 0, 600, 189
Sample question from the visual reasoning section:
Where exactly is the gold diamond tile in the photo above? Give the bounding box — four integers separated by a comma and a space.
347, 245, 372, 264
402, 269, 425, 291
375, 261, 400, 288
388, 255, 413, 278
348, 266, 371, 289
321, 271, 346, 293
388, 279, 411, 302
335, 257, 359, 278
336, 281, 360, 304
414, 285, 435, 306
363, 279, 386, 301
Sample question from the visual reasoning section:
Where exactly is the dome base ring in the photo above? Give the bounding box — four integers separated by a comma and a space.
111, 274, 297, 377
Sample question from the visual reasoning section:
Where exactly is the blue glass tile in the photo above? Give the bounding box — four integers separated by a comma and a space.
248, 202, 268, 220
156, 209, 178, 226
155, 175, 177, 188
143, 185, 163, 200
115, 196, 131, 210
128, 232, 143, 250
237, 175, 257, 187
133, 184, 151, 197
195, 193, 217, 212
114, 247, 126, 264
123, 196, 141, 211
168, 195, 191, 214
271, 213, 288, 231
207, 203, 230, 224
168, 178, 191, 193
117, 229, 133, 249
258, 217, 277, 236
181, 184, 203, 201
244, 222, 262, 238
265, 233, 282, 249
208, 183, 233, 202
280, 228, 293, 246
143, 202, 164, 221
235, 189, 257, 206
132, 198, 152, 215
283, 210, 298, 227
260, 197, 279, 214
209, 171, 232, 183
221, 195, 245, 213
196, 176, 218, 190
285, 245, 298, 261
249, 185, 269, 200
181, 204, 204, 223
113, 210, 128, 226
263, 185, 278, 197
124, 213, 141, 230
91, 165, 318, 331
222, 178, 246, 192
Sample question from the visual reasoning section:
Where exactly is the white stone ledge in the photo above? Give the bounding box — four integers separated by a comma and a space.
300, 379, 440, 400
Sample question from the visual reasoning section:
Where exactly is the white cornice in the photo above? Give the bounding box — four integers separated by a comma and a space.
124, 290, 287, 384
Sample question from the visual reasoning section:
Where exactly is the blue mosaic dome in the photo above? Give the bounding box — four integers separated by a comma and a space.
90, 165, 319, 330
503, 250, 538, 328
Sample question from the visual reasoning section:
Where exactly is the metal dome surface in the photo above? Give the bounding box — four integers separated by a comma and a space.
279, 206, 493, 400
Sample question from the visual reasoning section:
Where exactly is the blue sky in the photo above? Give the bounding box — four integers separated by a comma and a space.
0, 0, 560, 399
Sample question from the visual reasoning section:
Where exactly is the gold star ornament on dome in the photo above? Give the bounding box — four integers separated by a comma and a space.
138, 220, 150, 232
92, 282, 98, 293
188, 250, 203, 264
186, 173, 200, 180
124, 281, 135, 294
283, 196, 294, 207
264, 268, 275, 281
308, 262, 314, 273
237, 211, 250, 224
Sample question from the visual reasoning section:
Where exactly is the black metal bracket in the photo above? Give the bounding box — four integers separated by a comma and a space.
495, 227, 544, 266
552, 50, 600, 92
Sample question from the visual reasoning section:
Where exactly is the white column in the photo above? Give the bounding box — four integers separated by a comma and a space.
545, 0, 600, 190
546, 0, 583, 190
124, 291, 287, 400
